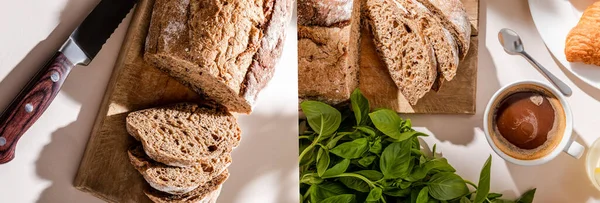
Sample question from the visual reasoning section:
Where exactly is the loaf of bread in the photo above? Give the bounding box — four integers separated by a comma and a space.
126, 103, 241, 167
145, 170, 229, 203
298, 0, 362, 105
128, 146, 231, 195
565, 1, 600, 66
144, 0, 293, 113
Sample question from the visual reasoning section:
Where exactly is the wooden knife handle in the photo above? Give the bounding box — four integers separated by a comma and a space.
0, 53, 74, 164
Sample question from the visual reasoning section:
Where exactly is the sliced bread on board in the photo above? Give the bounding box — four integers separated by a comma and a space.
298, 0, 362, 105
128, 146, 231, 195
414, 0, 471, 59
144, 0, 293, 113
364, 0, 438, 105
145, 170, 229, 203
126, 103, 241, 167
402, 0, 460, 90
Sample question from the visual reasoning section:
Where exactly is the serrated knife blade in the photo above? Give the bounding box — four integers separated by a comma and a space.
0, 0, 137, 164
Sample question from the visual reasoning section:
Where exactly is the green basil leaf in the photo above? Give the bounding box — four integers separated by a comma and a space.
309, 181, 349, 203
330, 138, 369, 159
355, 170, 384, 181
301, 101, 342, 136
474, 155, 492, 203
369, 109, 404, 140
358, 155, 377, 168
317, 148, 330, 177
321, 194, 356, 203
432, 144, 438, 158
301, 173, 323, 185
355, 126, 377, 137
380, 141, 411, 179
487, 193, 503, 200
366, 187, 383, 201
516, 188, 536, 203
427, 172, 469, 200
349, 131, 364, 140
460, 196, 472, 203
383, 187, 411, 197
417, 187, 430, 203
407, 158, 456, 181
351, 89, 370, 125
323, 159, 351, 177
326, 133, 346, 149
395, 131, 429, 142
400, 181, 412, 189
369, 138, 383, 154
339, 176, 370, 192
420, 156, 427, 165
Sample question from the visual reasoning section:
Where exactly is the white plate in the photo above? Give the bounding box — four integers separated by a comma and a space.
528, 0, 600, 88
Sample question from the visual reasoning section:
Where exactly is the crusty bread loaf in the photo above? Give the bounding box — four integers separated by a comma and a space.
128, 146, 231, 195
298, 0, 361, 105
145, 170, 229, 203
144, 0, 293, 113
364, 0, 437, 105
414, 0, 471, 59
126, 103, 241, 167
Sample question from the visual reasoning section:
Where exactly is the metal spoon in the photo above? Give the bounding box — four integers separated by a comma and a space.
498, 28, 572, 96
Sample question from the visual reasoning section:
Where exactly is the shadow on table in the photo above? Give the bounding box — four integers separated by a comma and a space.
408, 0, 501, 146
219, 112, 298, 203
505, 131, 600, 202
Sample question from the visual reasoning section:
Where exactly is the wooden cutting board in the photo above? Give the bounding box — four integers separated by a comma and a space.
73, 0, 480, 202
360, 0, 480, 114
73, 0, 203, 202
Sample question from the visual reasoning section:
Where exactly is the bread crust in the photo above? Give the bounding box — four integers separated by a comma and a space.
145, 0, 292, 113
298, 0, 353, 27
145, 170, 229, 203
128, 146, 231, 195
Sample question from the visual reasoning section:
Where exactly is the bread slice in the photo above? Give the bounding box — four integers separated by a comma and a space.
145, 170, 229, 203
128, 145, 231, 195
414, 0, 471, 59
363, 0, 437, 105
126, 103, 241, 167
144, 0, 293, 113
298, 0, 362, 105
404, 0, 459, 90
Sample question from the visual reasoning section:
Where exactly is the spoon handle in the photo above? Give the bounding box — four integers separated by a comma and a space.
521, 52, 573, 96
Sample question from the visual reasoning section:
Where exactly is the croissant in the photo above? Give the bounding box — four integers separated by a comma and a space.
565, 1, 600, 66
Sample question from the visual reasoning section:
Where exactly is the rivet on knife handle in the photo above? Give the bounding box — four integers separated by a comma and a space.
0, 53, 74, 164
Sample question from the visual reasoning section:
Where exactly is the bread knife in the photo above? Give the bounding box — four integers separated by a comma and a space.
0, 0, 137, 164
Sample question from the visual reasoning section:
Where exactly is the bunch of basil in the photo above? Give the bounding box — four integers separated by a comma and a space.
299, 89, 536, 203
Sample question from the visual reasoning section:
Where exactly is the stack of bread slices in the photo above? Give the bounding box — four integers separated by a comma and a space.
298, 0, 471, 106
126, 103, 241, 203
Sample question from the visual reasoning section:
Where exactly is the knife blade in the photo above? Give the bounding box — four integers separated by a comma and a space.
0, 0, 137, 164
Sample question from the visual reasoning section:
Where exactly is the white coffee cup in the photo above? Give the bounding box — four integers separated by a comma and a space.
483, 80, 584, 166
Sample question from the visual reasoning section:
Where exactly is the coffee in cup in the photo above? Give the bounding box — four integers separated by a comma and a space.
489, 86, 566, 160
484, 81, 584, 165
